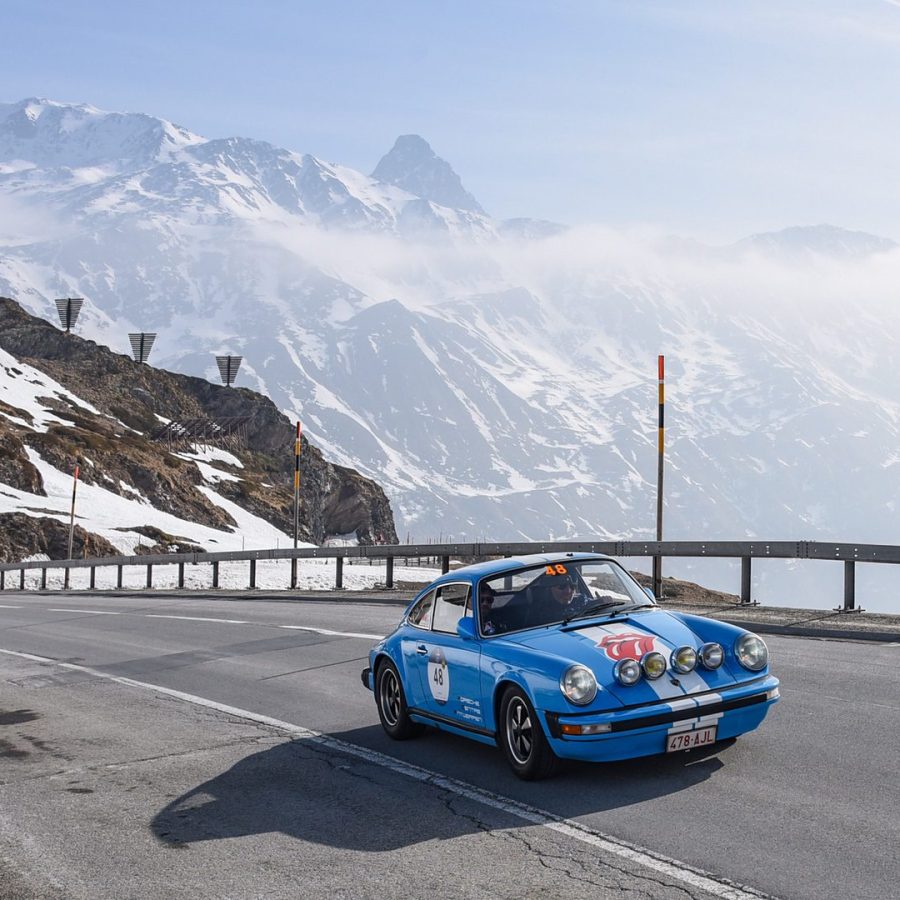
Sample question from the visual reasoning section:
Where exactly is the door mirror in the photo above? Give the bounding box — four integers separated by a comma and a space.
456, 617, 477, 640
643, 586, 656, 602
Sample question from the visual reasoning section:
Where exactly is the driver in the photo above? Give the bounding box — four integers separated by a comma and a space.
532, 572, 588, 624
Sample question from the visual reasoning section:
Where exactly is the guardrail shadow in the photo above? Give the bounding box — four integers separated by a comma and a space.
151, 725, 729, 851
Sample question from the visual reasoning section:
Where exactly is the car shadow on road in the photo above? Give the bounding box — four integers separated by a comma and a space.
151, 724, 730, 852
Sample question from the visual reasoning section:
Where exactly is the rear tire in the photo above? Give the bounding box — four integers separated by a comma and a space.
498, 686, 557, 780
375, 659, 424, 740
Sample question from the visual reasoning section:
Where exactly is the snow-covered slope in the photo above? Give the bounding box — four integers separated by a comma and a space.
3, 97, 900, 608
0, 347, 429, 592
0, 345, 292, 553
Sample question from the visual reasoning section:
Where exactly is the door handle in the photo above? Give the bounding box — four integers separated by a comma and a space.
416, 644, 428, 655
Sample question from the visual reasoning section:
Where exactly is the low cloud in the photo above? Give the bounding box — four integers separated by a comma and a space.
246, 217, 900, 334
0, 194, 71, 245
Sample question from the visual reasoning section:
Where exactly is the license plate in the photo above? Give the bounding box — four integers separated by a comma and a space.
666, 725, 717, 752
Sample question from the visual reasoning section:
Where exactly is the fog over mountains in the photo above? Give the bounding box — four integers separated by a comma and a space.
2, 97, 900, 604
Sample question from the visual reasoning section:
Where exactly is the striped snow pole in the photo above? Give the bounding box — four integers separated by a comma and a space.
653, 356, 665, 599
291, 422, 302, 589
65, 464, 80, 590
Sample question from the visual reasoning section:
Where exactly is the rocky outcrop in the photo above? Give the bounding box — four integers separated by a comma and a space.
0, 513, 120, 564
123, 526, 205, 555
0, 297, 398, 556
0, 429, 43, 495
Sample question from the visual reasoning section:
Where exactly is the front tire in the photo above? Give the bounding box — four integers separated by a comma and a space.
375, 659, 424, 740
499, 687, 557, 780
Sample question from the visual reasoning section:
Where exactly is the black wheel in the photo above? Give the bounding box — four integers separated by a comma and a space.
499, 686, 557, 780
375, 659, 424, 740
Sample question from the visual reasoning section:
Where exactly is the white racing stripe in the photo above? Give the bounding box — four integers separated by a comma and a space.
0, 646, 770, 900
48, 608, 121, 615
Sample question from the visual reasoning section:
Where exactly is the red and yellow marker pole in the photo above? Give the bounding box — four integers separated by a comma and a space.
653, 356, 665, 598
291, 422, 302, 589
65, 463, 80, 590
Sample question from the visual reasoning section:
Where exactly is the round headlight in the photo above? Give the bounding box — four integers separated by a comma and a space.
614, 658, 642, 686
560, 665, 598, 705
699, 642, 724, 670
735, 633, 768, 671
671, 646, 697, 674
641, 651, 667, 680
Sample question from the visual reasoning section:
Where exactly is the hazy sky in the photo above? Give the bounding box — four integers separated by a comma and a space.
4, 0, 900, 240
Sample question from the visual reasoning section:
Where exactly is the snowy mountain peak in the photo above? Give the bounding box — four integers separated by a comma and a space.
0, 97, 203, 170
733, 224, 897, 260
371, 134, 486, 215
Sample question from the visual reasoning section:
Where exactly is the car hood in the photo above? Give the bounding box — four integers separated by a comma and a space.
501, 609, 745, 707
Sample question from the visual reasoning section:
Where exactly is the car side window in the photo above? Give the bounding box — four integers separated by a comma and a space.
432, 583, 471, 634
408, 590, 436, 629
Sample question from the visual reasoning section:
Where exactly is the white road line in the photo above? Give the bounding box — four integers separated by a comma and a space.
278, 625, 384, 640
1, 606, 385, 640
47, 608, 121, 615
146, 615, 250, 625
0, 646, 769, 900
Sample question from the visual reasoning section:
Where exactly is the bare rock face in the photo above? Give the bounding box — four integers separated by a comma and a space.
0, 296, 398, 558
0, 513, 119, 564
124, 526, 205, 555
0, 428, 44, 495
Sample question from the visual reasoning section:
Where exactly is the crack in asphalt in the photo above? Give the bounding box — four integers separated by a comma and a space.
439, 790, 704, 900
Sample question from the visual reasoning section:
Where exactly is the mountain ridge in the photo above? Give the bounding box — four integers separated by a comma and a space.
3, 97, 900, 613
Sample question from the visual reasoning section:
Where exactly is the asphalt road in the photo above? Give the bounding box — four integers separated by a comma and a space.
0, 592, 897, 900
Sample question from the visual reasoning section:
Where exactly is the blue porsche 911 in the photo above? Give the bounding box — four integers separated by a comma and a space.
362, 553, 779, 779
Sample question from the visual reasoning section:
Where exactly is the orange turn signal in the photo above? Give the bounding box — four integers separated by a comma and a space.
560, 722, 611, 736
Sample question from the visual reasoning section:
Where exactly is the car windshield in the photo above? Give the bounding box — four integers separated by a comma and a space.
477, 560, 653, 635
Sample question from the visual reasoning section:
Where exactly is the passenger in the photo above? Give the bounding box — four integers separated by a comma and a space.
479, 582, 507, 635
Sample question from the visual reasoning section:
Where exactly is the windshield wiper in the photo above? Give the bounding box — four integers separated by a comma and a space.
563, 600, 628, 624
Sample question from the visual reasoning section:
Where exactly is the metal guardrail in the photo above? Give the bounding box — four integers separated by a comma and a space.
0, 539, 894, 610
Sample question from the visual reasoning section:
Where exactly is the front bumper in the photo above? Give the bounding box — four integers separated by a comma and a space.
542, 674, 780, 762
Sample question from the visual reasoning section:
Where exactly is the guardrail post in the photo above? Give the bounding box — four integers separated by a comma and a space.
178, 562, 185, 589
741, 557, 752, 604
249, 559, 256, 589
441, 555, 450, 575
290, 558, 298, 590
90, 567, 96, 590
335, 557, 343, 589
117, 565, 123, 589
212, 561, 219, 589
146, 564, 153, 589
386, 556, 394, 589
20, 569, 25, 590
843, 561, 856, 611
40, 568, 47, 591
0, 571, 4, 591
